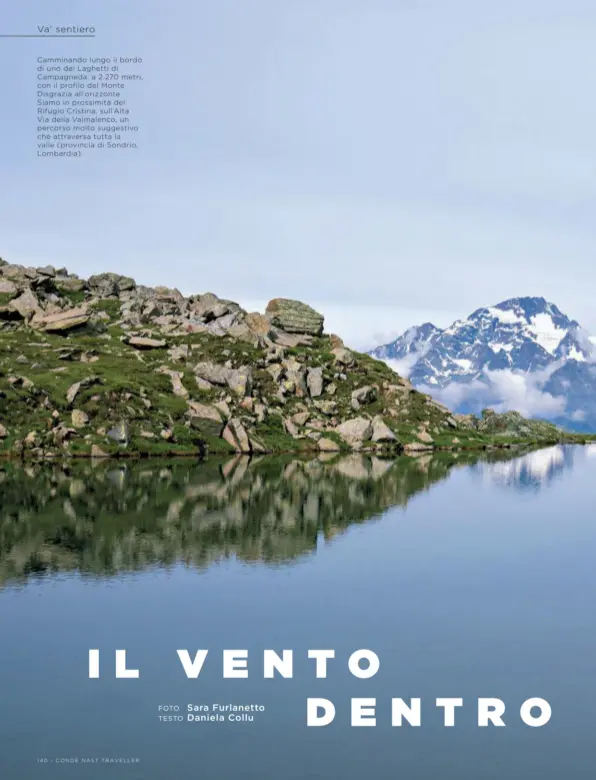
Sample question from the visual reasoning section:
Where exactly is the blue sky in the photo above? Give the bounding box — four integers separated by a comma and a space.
2, 0, 596, 349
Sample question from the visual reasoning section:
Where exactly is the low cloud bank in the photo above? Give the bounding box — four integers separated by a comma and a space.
417, 368, 567, 419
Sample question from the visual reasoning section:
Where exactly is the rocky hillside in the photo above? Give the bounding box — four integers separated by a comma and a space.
0, 259, 586, 459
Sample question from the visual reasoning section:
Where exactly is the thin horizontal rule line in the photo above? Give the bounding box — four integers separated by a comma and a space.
0, 34, 96, 38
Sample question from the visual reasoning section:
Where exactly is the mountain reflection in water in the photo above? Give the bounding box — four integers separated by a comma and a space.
472, 444, 577, 491
0, 447, 581, 586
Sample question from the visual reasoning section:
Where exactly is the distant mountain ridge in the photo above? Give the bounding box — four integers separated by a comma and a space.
370, 297, 596, 432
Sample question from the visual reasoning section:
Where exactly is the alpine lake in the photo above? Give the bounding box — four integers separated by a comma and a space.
0, 444, 595, 779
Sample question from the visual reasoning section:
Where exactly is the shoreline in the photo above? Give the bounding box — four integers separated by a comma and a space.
1, 436, 593, 462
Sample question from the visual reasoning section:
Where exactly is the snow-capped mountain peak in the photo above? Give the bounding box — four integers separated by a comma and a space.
369, 297, 596, 432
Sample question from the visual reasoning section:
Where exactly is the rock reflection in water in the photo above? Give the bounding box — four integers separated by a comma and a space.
0, 448, 553, 586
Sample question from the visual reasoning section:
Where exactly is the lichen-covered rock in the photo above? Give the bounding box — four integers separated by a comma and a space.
226, 367, 252, 397
265, 298, 324, 336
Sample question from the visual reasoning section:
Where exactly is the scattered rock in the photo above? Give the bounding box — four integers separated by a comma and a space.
332, 347, 355, 367
226, 367, 252, 397
292, 411, 310, 427
158, 368, 188, 397
66, 376, 99, 406
91, 444, 109, 458
244, 312, 273, 340
24, 431, 39, 448
317, 437, 341, 452
71, 410, 89, 428
307, 367, 324, 398
168, 344, 190, 362
0, 424, 7, 438
107, 421, 129, 445
194, 362, 252, 396
0, 280, 17, 295
416, 428, 434, 444
128, 336, 167, 349
284, 418, 301, 438
282, 360, 307, 397
313, 400, 337, 416
351, 385, 377, 408
404, 441, 434, 453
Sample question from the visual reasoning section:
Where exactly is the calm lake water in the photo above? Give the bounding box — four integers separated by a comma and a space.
0, 445, 595, 779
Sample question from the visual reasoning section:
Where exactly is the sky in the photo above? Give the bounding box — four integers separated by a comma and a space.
2, 0, 596, 350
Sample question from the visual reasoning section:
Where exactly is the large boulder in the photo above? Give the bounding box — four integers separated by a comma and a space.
371, 416, 397, 443
88, 272, 135, 298
9, 290, 41, 320
38, 307, 89, 333
0, 280, 17, 295
336, 417, 373, 448
194, 362, 252, 397
187, 401, 222, 423
265, 298, 324, 336
222, 418, 251, 453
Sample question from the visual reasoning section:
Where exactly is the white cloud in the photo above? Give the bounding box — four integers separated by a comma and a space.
419, 367, 567, 419
383, 355, 420, 380
486, 370, 566, 417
